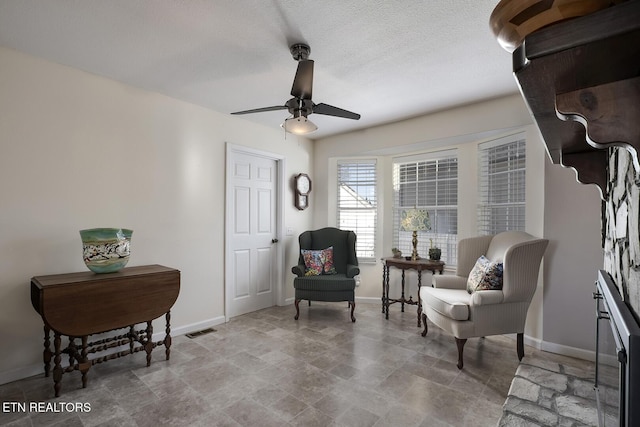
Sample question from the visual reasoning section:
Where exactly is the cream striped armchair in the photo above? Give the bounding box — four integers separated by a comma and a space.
419, 231, 548, 369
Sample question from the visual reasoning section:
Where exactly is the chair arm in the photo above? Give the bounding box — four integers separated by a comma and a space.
292, 264, 306, 277
432, 275, 467, 290
470, 290, 504, 306
346, 264, 360, 278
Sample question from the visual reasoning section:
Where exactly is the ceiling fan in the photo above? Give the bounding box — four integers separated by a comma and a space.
231, 43, 360, 135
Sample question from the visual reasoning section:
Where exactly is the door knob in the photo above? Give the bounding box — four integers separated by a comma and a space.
271, 238, 279, 243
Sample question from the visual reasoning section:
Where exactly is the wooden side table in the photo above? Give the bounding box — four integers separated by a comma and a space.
31, 264, 180, 397
381, 257, 444, 327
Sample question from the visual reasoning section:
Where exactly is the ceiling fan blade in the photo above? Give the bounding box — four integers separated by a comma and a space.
291, 60, 314, 99
230, 105, 288, 115
313, 103, 361, 120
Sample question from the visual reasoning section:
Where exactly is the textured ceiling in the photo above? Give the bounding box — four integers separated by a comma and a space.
0, 0, 518, 139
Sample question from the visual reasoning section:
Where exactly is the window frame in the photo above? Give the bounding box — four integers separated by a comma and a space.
392, 150, 458, 266
477, 134, 526, 235
336, 159, 378, 262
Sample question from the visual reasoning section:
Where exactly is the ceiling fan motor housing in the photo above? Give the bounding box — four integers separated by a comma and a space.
286, 98, 313, 117
290, 43, 310, 61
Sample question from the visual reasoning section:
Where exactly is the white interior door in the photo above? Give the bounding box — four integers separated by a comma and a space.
226, 147, 280, 318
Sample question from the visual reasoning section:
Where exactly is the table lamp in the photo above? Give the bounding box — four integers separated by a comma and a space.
401, 208, 430, 260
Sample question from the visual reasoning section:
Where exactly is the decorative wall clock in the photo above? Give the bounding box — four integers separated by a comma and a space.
294, 173, 311, 210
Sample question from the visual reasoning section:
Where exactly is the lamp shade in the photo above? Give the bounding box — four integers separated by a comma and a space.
281, 116, 317, 135
401, 208, 430, 231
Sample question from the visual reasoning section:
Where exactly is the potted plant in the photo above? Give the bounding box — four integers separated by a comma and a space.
428, 238, 441, 261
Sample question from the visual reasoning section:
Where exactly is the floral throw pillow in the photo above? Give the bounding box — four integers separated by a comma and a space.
466, 255, 504, 294
322, 247, 336, 275
301, 247, 336, 276
302, 249, 324, 276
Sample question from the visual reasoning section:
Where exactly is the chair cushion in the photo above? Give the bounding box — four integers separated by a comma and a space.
293, 274, 355, 292
466, 255, 503, 294
301, 247, 337, 276
420, 287, 470, 321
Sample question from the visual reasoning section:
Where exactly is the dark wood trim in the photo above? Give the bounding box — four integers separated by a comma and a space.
520, 1, 640, 61
511, 1, 640, 199
556, 77, 640, 174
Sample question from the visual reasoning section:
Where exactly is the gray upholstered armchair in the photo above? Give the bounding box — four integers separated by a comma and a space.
419, 231, 549, 369
292, 227, 359, 322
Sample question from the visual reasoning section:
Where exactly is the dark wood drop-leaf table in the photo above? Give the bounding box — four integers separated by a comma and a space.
30, 264, 180, 396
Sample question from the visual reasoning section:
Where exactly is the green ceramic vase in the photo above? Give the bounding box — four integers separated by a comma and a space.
80, 228, 133, 273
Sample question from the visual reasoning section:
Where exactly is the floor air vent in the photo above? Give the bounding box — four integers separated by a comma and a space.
185, 328, 216, 339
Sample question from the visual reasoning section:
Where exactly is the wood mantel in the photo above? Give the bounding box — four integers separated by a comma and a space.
512, 0, 640, 198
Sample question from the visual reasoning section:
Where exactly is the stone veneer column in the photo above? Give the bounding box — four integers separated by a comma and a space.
603, 148, 640, 318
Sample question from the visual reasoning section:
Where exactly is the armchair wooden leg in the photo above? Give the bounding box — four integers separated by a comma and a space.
517, 333, 524, 361
349, 301, 356, 322
421, 313, 428, 337
455, 338, 467, 370
294, 299, 301, 320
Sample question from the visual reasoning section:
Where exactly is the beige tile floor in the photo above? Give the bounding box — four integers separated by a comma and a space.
0, 302, 591, 427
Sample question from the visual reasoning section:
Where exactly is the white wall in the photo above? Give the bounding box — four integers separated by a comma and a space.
542, 160, 604, 357
313, 94, 602, 356
0, 46, 314, 384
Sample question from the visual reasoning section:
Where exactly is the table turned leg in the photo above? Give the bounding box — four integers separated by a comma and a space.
43, 325, 52, 377
381, 265, 386, 314
129, 325, 135, 354
417, 270, 423, 327
144, 321, 154, 367
401, 269, 406, 312
164, 311, 172, 361
80, 335, 89, 389
67, 337, 76, 368
53, 332, 62, 397
384, 266, 390, 319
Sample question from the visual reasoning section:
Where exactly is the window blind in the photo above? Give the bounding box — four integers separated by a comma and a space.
392, 153, 458, 265
477, 136, 526, 235
337, 160, 377, 261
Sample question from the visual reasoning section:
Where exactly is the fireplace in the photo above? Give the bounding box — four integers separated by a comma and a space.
594, 270, 640, 427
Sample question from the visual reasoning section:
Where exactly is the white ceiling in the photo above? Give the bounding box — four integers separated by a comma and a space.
0, 0, 518, 140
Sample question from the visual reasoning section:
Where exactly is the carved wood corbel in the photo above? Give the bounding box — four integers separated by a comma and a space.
556, 76, 640, 184
560, 150, 608, 199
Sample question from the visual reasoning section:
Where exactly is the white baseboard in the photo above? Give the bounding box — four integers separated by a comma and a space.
522, 333, 543, 350
0, 364, 44, 387
539, 339, 618, 366
0, 316, 227, 386
502, 333, 618, 367
165, 316, 226, 340
355, 296, 381, 304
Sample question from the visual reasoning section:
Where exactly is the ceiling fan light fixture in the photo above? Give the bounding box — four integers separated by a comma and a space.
281, 116, 317, 135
